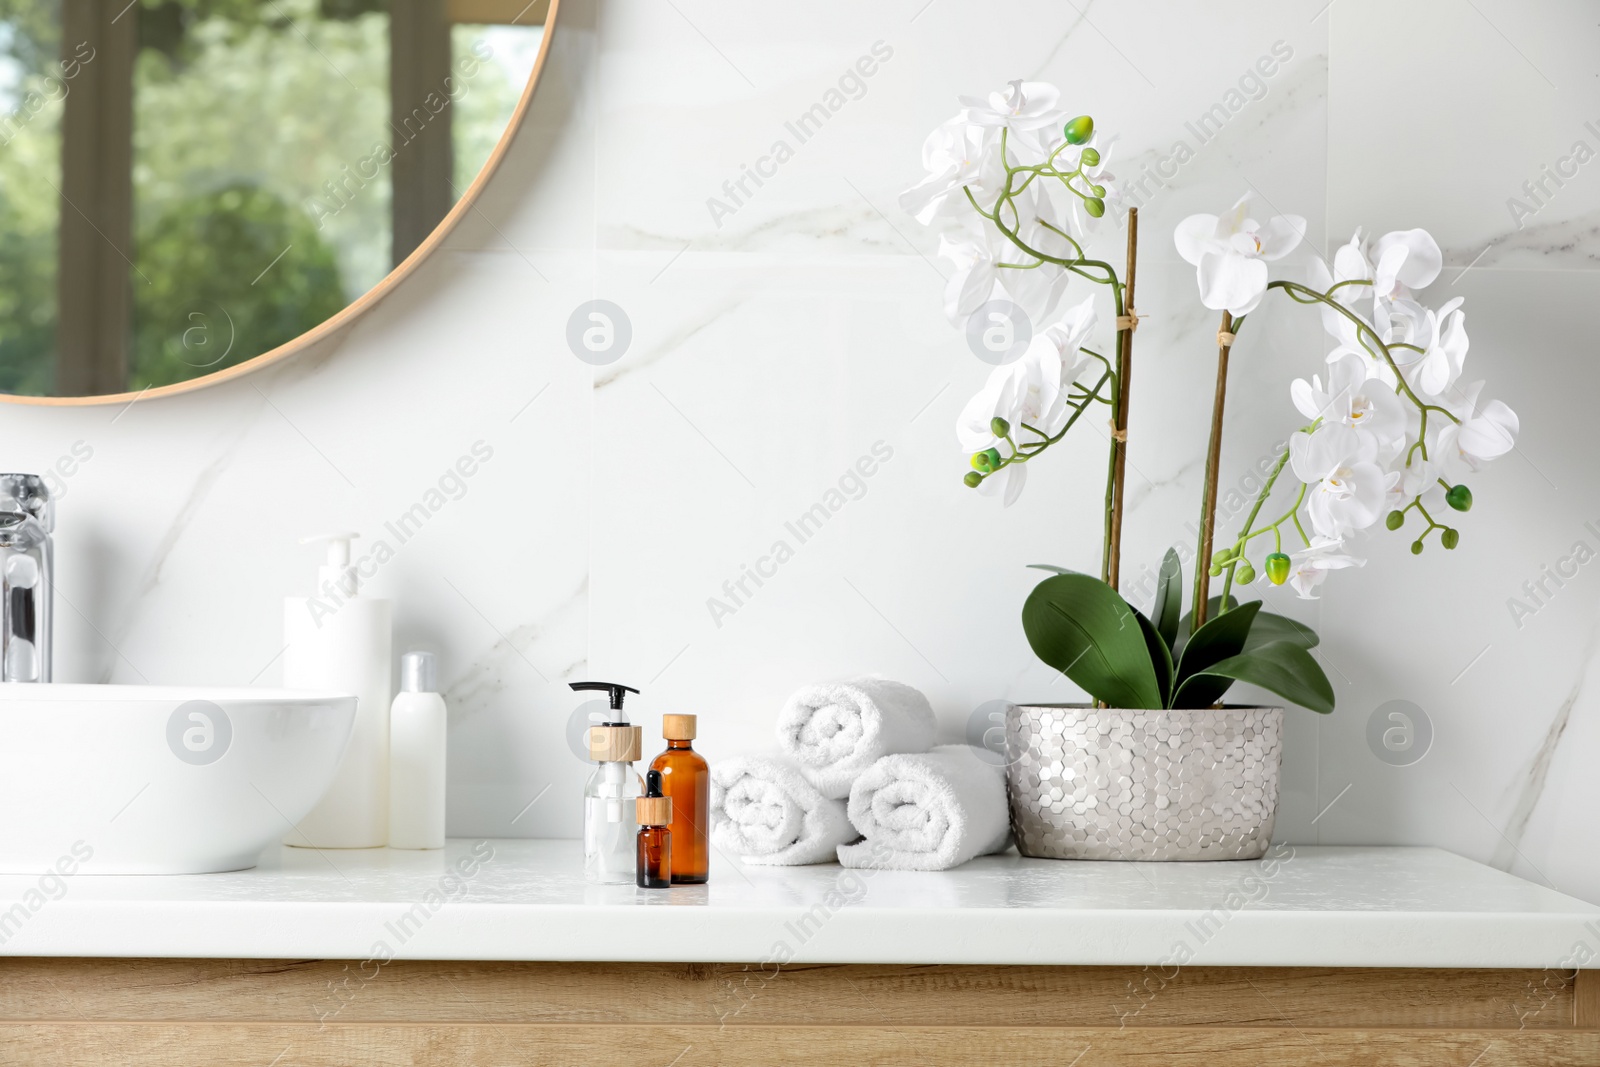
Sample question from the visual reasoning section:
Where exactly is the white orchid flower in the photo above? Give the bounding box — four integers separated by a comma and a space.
1284, 537, 1365, 600
954, 298, 1101, 508
939, 226, 1067, 329
1314, 228, 1444, 333
1370, 228, 1444, 303
1291, 353, 1407, 461
953, 362, 1042, 508
954, 340, 1066, 455
958, 80, 1066, 158
1390, 452, 1446, 513
1030, 296, 1098, 388
956, 297, 1098, 452
993, 186, 1070, 321
976, 463, 1027, 506
1174, 193, 1306, 316
1290, 424, 1394, 538
899, 117, 1003, 224
937, 232, 1002, 326
1435, 381, 1519, 476
1406, 297, 1469, 398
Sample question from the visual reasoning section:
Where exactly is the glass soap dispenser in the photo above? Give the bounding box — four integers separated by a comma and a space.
571, 681, 642, 884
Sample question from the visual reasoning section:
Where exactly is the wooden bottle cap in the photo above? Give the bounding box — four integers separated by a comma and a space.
636, 795, 672, 825
588, 724, 641, 762
662, 714, 697, 740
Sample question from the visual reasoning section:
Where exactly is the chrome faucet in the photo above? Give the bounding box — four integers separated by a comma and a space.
0, 474, 51, 682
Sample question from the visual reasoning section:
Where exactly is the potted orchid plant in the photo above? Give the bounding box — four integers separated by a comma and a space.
903, 81, 1520, 860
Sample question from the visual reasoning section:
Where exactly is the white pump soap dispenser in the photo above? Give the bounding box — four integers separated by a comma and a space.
284, 533, 392, 848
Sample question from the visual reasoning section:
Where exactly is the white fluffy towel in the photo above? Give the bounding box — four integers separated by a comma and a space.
710, 756, 858, 866
837, 745, 1011, 871
776, 678, 937, 799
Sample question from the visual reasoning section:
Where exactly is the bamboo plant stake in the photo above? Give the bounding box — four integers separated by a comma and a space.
1191, 311, 1236, 630
1105, 206, 1139, 592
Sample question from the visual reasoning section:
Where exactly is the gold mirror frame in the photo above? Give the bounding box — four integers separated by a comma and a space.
6, 0, 561, 408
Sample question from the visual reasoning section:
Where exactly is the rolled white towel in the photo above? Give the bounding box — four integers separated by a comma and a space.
837, 745, 1010, 871
710, 755, 858, 866
776, 678, 936, 799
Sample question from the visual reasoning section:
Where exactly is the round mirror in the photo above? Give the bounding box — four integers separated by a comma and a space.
0, 0, 554, 402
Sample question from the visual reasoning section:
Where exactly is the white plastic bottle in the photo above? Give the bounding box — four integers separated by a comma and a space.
284, 533, 392, 848
388, 651, 446, 849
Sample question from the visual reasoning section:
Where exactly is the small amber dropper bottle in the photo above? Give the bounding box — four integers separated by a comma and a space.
651, 714, 709, 884
636, 770, 672, 889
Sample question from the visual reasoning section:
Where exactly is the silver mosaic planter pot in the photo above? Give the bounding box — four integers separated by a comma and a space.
1004, 704, 1283, 861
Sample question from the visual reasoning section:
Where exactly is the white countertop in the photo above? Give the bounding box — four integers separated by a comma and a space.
2, 839, 1595, 968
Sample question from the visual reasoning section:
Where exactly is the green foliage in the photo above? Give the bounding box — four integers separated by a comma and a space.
1021, 555, 1334, 713
1178, 641, 1335, 715
1172, 601, 1261, 709
131, 183, 345, 389
1150, 548, 1182, 649
1021, 573, 1163, 711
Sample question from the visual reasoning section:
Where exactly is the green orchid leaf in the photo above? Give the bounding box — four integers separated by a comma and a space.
1151, 548, 1182, 651
1172, 640, 1335, 714
1173, 595, 1239, 660
1133, 606, 1174, 707
1022, 573, 1163, 710
1025, 564, 1088, 576
1171, 600, 1262, 709
1244, 610, 1320, 652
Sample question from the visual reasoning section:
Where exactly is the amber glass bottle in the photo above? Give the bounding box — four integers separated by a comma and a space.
650, 714, 709, 884
636, 770, 672, 889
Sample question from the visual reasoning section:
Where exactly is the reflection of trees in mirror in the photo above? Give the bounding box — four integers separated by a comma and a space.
134, 0, 390, 301
132, 183, 344, 390
0, 0, 62, 395
0, 0, 538, 396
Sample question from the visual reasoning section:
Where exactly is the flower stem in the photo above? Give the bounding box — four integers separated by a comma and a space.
1191, 310, 1236, 631
1106, 206, 1139, 591
1219, 442, 1293, 606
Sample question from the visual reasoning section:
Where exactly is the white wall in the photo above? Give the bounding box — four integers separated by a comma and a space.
8, 0, 1598, 901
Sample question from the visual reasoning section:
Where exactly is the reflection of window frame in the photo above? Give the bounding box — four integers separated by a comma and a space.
54, 0, 547, 396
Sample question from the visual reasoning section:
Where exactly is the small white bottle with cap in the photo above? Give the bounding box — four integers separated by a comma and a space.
388, 651, 447, 850
284, 533, 392, 848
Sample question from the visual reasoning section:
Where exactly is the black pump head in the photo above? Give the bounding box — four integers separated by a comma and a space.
569, 681, 640, 714
645, 768, 664, 798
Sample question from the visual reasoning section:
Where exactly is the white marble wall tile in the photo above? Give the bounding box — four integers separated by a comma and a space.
1330, 0, 1600, 269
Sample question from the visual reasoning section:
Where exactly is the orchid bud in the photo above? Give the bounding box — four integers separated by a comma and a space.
990, 416, 1011, 438
970, 447, 1002, 473
1085, 198, 1106, 218
963, 471, 984, 489
1063, 115, 1094, 144
1214, 546, 1235, 563
1441, 528, 1460, 550
1265, 552, 1291, 586
1446, 484, 1473, 512
1080, 147, 1101, 166
1385, 510, 1405, 531
1091, 184, 1107, 197
1236, 560, 1257, 585
1410, 540, 1424, 555
1208, 562, 1222, 577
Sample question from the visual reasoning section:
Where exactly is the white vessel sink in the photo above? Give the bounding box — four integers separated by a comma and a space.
0, 684, 356, 874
